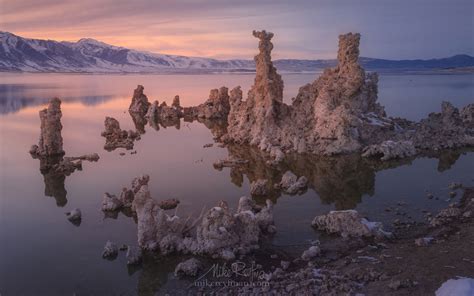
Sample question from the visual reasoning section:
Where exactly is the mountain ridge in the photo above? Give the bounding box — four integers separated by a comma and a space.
1, 31, 473, 73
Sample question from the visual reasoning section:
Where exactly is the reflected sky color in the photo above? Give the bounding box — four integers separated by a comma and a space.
1, 0, 472, 59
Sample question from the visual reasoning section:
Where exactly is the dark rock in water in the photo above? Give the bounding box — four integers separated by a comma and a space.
66, 208, 82, 226
102, 241, 118, 259
174, 258, 203, 277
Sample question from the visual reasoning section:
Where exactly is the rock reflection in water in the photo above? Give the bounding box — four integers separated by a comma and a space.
216, 144, 471, 210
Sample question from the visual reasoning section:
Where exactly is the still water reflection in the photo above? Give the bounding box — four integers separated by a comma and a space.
0, 73, 473, 295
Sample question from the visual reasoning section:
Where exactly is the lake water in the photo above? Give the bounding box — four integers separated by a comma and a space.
0, 72, 473, 295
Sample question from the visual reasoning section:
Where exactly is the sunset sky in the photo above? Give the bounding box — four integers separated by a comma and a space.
1, 0, 473, 60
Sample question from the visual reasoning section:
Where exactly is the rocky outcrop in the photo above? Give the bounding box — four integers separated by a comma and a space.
131, 176, 275, 259
220, 30, 473, 160
101, 117, 140, 151
129, 85, 151, 115
312, 210, 391, 238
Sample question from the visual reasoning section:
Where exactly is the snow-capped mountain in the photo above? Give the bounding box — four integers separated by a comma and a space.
1, 31, 473, 73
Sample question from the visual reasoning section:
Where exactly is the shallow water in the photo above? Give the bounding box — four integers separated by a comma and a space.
0, 72, 473, 295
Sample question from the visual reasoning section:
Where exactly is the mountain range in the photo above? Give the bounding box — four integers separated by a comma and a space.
1, 31, 473, 73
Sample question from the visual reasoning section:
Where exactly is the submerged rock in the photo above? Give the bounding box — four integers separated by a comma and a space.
174, 258, 203, 277
312, 210, 391, 238
102, 241, 118, 259
213, 158, 249, 170
414, 237, 434, 246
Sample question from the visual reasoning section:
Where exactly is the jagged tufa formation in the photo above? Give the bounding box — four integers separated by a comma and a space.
221, 31, 474, 160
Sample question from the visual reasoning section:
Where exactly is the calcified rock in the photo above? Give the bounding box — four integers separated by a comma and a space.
174, 258, 203, 277
172, 95, 181, 108
129, 85, 151, 115
312, 210, 391, 238
276, 171, 308, 195
131, 176, 275, 259
362, 140, 416, 161
30, 98, 64, 157
101, 117, 140, 151
414, 237, 433, 247
222, 30, 474, 159
102, 241, 118, 259
126, 246, 142, 265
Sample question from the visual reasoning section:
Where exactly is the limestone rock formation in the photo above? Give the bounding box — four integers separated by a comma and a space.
312, 210, 391, 238
250, 179, 269, 196
220, 30, 474, 160
126, 246, 143, 265
130, 176, 275, 259
29, 97, 64, 157
129, 85, 151, 115
101, 117, 140, 151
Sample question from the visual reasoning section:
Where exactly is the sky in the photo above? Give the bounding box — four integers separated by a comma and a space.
0, 0, 473, 60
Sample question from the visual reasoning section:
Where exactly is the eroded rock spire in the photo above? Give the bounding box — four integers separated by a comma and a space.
30, 97, 64, 157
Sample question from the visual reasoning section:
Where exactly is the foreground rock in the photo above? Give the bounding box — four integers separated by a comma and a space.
126, 246, 142, 265
219, 30, 473, 159
101, 117, 140, 151
276, 171, 308, 195
131, 175, 275, 259
312, 210, 391, 238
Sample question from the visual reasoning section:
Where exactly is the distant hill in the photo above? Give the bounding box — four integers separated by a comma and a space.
1, 31, 473, 73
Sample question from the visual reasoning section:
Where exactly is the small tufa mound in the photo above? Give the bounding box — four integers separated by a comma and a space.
131, 175, 275, 259
312, 210, 391, 238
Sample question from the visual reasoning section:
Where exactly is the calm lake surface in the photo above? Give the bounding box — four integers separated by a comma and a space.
0, 72, 473, 295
